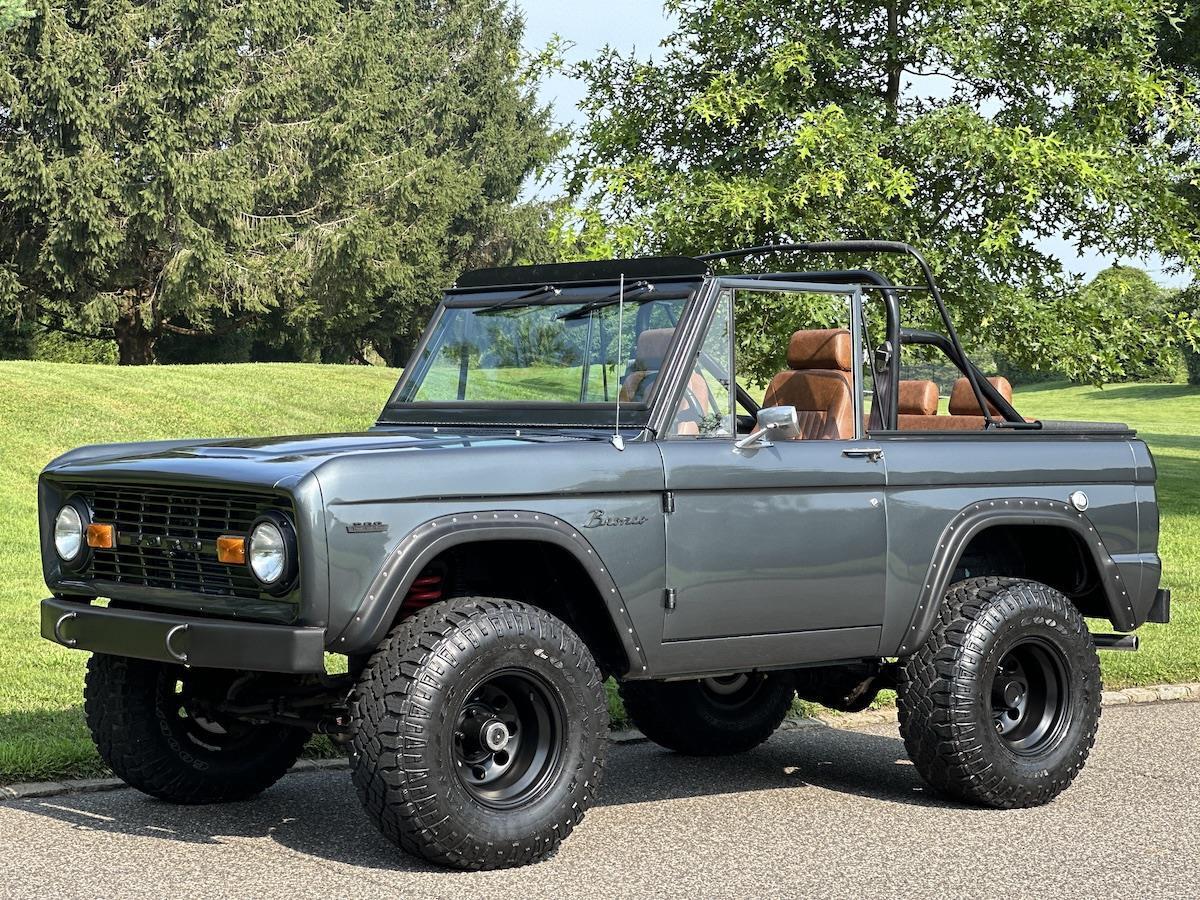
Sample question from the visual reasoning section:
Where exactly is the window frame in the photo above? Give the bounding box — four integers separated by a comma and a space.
660, 277, 867, 442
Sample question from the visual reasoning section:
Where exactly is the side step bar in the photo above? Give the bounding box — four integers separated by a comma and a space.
1092, 633, 1140, 652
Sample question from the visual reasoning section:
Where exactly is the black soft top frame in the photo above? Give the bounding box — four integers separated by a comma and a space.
456, 241, 1017, 427
456, 256, 709, 289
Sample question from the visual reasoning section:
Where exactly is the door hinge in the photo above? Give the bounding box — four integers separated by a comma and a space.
664, 587, 677, 610
662, 491, 675, 513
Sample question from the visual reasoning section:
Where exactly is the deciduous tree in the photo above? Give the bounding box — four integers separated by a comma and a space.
569, 0, 1200, 384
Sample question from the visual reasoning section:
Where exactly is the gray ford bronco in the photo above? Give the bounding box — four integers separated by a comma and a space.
39, 242, 1170, 870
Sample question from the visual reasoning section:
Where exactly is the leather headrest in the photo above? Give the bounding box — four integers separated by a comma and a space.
632, 328, 674, 370
898, 380, 939, 416
948, 375, 1013, 416
787, 329, 851, 372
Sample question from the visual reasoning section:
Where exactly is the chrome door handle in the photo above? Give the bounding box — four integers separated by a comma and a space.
843, 448, 884, 462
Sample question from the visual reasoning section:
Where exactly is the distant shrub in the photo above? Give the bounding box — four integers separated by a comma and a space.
0, 318, 34, 359
34, 331, 119, 365
1186, 345, 1200, 386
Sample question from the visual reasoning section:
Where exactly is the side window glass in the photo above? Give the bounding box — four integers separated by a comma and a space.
735, 289, 857, 441
669, 291, 734, 438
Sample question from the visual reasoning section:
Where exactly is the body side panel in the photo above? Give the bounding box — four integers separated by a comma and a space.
315, 440, 667, 672
877, 434, 1156, 655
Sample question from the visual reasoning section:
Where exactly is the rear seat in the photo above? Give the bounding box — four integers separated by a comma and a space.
896, 375, 1013, 431
896, 379, 938, 429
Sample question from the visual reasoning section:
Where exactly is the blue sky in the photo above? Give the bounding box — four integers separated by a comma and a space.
518, 1, 1188, 286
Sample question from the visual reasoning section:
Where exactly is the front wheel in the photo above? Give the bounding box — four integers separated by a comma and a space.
898, 577, 1102, 808
619, 671, 795, 755
84, 655, 309, 803
349, 597, 608, 870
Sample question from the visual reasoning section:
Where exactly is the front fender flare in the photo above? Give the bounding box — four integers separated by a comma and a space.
330, 509, 649, 674
895, 497, 1135, 656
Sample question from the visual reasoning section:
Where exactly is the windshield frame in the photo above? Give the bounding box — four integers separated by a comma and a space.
376, 276, 708, 429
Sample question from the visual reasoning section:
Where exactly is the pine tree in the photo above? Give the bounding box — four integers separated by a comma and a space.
0, 0, 560, 364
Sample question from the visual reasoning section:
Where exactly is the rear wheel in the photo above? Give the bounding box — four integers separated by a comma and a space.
898, 577, 1102, 808
84, 654, 309, 803
619, 671, 795, 756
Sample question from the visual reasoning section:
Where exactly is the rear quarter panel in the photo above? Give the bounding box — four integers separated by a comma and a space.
876, 433, 1158, 655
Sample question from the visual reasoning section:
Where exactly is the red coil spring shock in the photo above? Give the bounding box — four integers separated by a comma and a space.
400, 569, 444, 615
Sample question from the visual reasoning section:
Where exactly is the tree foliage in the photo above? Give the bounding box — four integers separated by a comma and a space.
569, 0, 1200, 384
0, 0, 30, 29
0, 0, 560, 364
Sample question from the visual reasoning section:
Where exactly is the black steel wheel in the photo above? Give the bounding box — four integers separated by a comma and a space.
989, 637, 1072, 753
84, 655, 309, 804
898, 577, 1102, 808
619, 671, 795, 756
350, 596, 608, 870
453, 669, 566, 809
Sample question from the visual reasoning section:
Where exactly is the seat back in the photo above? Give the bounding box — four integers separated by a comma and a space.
897, 375, 1014, 430
948, 375, 1013, 416
762, 329, 854, 440
621, 326, 716, 435
620, 328, 674, 403
895, 379, 939, 430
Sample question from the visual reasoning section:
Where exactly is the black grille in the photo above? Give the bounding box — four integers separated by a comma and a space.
80, 483, 294, 600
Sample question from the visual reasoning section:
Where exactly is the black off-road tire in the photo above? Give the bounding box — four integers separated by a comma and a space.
897, 577, 1102, 808
349, 596, 608, 870
619, 671, 795, 756
84, 654, 310, 804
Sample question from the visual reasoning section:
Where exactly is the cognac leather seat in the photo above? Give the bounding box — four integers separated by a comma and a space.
762, 328, 854, 440
895, 379, 940, 430
897, 375, 1014, 430
621, 327, 715, 435
948, 375, 1012, 415
620, 328, 674, 403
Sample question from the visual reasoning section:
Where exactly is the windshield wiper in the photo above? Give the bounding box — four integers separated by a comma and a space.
474, 285, 561, 316
556, 281, 654, 321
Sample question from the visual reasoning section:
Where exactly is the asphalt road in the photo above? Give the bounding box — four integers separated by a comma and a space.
1, 702, 1197, 900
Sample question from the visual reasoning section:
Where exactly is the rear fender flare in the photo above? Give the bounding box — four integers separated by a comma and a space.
330, 510, 648, 674
896, 497, 1133, 656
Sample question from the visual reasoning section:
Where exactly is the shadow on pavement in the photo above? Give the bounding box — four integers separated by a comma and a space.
12, 723, 960, 873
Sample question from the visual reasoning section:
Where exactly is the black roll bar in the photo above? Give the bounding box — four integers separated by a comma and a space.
696, 241, 995, 426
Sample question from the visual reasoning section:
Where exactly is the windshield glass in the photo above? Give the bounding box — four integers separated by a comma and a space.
394, 291, 690, 406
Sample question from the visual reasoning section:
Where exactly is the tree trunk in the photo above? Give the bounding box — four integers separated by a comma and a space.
113, 315, 157, 365
885, 0, 902, 114
388, 335, 417, 370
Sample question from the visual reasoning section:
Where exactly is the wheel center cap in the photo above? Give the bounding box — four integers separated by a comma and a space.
482, 721, 510, 752
1002, 682, 1024, 708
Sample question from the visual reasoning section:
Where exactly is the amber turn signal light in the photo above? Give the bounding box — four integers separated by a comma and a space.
85, 523, 115, 549
216, 535, 247, 564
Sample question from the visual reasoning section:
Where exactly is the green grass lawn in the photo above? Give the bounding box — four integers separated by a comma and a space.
1013, 382, 1200, 688
0, 363, 1195, 782
0, 362, 400, 782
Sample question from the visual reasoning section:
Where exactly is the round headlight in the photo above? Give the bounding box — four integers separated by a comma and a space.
247, 514, 297, 592
54, 503, 85, 562
249, 521, 286, 585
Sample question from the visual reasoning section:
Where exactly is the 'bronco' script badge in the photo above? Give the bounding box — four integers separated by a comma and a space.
582, 509, 647, 528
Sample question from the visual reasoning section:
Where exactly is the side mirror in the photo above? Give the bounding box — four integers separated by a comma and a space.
734, 405, 800, 451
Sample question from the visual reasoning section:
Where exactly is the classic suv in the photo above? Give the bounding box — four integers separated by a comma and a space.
38, 242, 1170, 870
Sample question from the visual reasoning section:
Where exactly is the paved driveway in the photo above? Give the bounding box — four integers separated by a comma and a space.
1, 702, 1197, 899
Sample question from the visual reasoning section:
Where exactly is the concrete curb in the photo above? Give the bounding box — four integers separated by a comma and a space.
808, 681, 1200, 731
4, 682, 1197, 802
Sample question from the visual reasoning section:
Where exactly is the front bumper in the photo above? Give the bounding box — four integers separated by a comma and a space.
41, 597, 326, 673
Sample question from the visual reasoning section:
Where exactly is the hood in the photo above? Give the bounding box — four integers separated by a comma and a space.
41, 429, 593, 491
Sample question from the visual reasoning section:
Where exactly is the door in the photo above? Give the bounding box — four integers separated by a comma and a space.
656, 282, 888, 658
